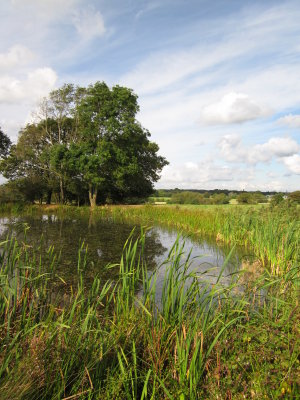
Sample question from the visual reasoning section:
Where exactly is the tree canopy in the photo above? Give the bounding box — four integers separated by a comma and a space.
0, 82, 168, 206
288, 191, 300, 204
0, 127, 11, 159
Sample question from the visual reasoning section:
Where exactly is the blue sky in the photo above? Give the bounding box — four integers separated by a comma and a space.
1, 0, 300, 191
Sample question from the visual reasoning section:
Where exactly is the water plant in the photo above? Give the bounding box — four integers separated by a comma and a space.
0, 228, 299, 399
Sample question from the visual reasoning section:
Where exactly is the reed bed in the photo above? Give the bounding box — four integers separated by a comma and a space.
4, 202, 298, 276
100, 204, 299, 276
0, 229, 299, 399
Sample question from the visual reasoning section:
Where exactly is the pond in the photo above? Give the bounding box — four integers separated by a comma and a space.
0, 213, 249, 293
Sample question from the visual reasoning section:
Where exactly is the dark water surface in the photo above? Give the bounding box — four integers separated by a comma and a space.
0, 214, 248, 289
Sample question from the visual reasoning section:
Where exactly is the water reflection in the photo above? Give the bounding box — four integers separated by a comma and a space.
0, 214, 245, 290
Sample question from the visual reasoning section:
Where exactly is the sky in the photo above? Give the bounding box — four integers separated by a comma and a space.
0, 0, 300, 192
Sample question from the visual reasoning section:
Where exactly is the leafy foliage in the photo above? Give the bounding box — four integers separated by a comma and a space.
0, 82, 168, 206
169, 191, 230, 205
288, 190, 300, 203
0, 127, 11, 159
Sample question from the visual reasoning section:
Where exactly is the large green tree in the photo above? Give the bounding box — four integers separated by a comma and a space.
1, 82, 168, 207
1, 85, 85, 204
74, 81, 168, 207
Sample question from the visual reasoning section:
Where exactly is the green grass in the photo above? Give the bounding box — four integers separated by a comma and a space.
99, 203, 299, 276
1, 202, 298, 275
0, 224, 299, 399
0, 202, 299, 398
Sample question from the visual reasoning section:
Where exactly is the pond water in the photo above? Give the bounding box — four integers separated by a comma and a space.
0, 213, 249, 291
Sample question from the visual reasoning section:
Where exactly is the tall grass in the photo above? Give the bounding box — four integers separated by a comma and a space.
2, 201, 298, 277
0, 230, 299, 399
101, 204, 299, 276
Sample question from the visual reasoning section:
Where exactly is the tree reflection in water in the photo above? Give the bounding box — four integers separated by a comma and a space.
0, 214, 246, 296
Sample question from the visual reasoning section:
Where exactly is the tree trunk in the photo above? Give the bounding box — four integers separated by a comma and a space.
46, 190, 52, 205
60, 177, 64, 204
89, 185, 97, 208
88, 212, 96, 229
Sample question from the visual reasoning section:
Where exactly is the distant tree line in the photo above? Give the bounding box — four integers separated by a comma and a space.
154, 189, 282, 198
0, 82, 168, 207
167, 191, 230, 205
153, 189, 300, 206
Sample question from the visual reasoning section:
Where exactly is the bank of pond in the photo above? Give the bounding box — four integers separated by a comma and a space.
0, 205, 299, 399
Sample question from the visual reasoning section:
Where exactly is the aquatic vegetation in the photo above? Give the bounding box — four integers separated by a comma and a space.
0, 230, 299, 399
103, 204, 299, 276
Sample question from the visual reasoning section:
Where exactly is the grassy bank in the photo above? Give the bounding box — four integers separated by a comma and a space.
0, 230, 299, 399
1, 202, 299, 275
100, 204, 299, 276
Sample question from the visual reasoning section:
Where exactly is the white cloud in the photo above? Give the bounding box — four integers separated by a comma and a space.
120, 37, 256, 95
236, 180, 285, 192
282, 154, 300, 174
122, 51, 199, 95
257, 137, 299, 158
27, 68, 57, 99
185, 162, 198, 170
157, 161, 291, 192
277, 114, 300, 128
9, 1, 105, 45
201, 92, 266, 125
0, 45, 34, 71
160, 161, 235, 188
135, 2, 163, 20
249, 137, 299, 164
0, 68, 57, 104
11, 0, 79, 19
218, 134, 247, 162
2, 0, 300, 192
234, 64, 300, 111
218, 134, 300, 172
72, 8, 106, 40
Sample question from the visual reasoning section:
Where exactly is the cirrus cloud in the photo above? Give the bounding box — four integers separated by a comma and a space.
72, 8, 106, 40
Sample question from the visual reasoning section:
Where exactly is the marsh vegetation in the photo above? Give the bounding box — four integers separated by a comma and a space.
0, 204, 299, 399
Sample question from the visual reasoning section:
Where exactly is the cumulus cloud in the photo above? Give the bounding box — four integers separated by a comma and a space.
27, 68, 57, 99
277, 114, 300, 128
157, 161, 289, 191
268, 137, 299, 156
0, 68, 57, 104
157, 161, 290, 191
250, 137, 299, 162
218, 134, 247, 162
202, 92, 266, 125
72, 8, 106, 40
0, 45, 34, 71
282, 154, 300, 174
160, 161, 235, 188
218, 134, 300, 174
218, 136, 300, 166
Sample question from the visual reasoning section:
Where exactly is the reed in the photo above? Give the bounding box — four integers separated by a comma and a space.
3, 201, 298, 277
100, 204, 299, 276
0, 229, 299, 399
